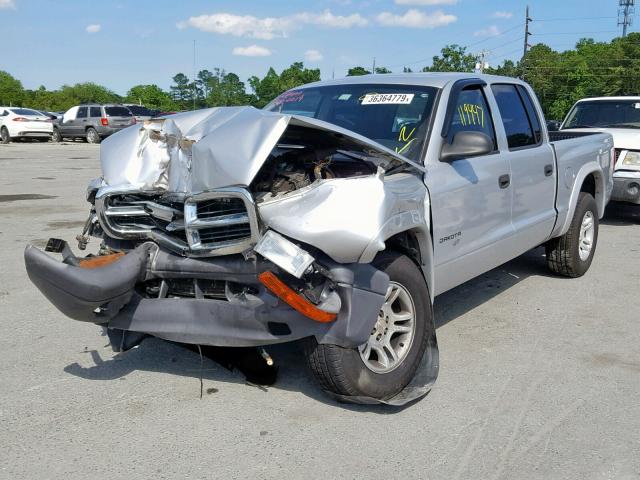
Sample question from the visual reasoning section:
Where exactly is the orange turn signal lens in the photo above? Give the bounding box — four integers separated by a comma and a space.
258, 271, 337, 323
78, 252, 125, 269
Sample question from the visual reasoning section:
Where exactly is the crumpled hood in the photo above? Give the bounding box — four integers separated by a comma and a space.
562, 127, 640, 150
99, 106, 423, 194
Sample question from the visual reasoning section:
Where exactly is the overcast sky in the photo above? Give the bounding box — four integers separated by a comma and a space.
0, 0, 633, 94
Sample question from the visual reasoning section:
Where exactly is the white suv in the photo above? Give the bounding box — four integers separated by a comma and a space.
0, 107, 53, 143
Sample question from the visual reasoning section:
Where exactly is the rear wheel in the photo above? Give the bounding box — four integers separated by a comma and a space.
305, 252, 431, 400
86, 127, 101, 144
546, 192, 599, 277
0, 127, 10, 144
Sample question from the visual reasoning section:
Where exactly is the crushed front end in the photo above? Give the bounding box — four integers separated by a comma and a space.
24, 106, 425, 351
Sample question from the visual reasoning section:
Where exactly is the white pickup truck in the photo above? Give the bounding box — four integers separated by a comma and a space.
560, 96, 640, 205
25, 73, 614, 405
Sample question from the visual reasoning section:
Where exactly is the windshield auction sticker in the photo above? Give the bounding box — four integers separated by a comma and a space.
361, 93, 414, 105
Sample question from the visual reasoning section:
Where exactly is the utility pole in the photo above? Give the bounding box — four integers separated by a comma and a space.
192, 40, 196, 111
475, 50, 489, 73
619, 0, 635, 37
372, 57, 376, 74
523, 5, 532, 58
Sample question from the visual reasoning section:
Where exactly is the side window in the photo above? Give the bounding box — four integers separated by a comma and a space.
447, 87, 497, 150
77, 107, 88, 118
0, 109, 8, 116
517, 85, 542, 143
491, 84, 537, 149
89, 106, 102, 118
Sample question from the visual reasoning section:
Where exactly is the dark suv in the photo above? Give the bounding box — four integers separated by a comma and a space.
52, 104, 135, 144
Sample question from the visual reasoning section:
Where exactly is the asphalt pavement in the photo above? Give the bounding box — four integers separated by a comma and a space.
1, 142, 639, 480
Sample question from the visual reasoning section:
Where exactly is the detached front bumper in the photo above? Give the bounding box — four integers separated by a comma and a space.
611, 173, 640, 204
24, 242, 388, 348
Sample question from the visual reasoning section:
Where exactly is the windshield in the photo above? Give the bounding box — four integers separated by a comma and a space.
563, 100, 640, 129
265, 84, 439, 161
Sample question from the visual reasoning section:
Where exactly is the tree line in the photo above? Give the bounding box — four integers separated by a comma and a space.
1, 33, 639, 120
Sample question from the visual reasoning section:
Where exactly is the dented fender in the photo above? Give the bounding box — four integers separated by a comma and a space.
257, 172, 428, 264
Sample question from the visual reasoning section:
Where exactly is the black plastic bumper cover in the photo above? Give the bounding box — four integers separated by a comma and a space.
24, 243, 388, 349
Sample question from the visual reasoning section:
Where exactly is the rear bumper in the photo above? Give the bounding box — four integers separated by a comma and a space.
611, 173, 640, 204
15, 131, 52, 137
24, 242, 388, 348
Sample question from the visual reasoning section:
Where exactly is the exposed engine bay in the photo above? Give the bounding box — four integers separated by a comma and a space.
251, 125, 392, 199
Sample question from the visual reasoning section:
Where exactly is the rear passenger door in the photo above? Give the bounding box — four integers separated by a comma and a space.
74, 106, 89, 136
428, 82, 514, 295
490, 84, 556, 248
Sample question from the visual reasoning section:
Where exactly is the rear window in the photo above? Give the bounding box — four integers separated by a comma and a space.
491, 84, 538, 149
10, 108, 42, 116
105, 106, 132, 117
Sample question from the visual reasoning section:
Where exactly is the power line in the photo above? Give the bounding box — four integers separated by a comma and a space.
535, 16, 618, 22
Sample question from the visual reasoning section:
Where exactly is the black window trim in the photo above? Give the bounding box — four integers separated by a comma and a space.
441, 79, 500, 158
491, 82, 544, 152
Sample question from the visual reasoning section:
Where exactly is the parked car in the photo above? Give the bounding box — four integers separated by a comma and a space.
52, 104, 136, 144
546, 119, 561, 131
124, 104, 157, 122
0, 107, 53, 143
560, 96, 640, 205
25, 73, 613, 404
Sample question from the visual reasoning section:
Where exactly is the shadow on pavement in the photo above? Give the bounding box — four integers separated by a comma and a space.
601, 202, 639, 226
62, 245, 574, 412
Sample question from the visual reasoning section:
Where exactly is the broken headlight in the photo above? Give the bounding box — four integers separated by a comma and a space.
254, 230, 315, 278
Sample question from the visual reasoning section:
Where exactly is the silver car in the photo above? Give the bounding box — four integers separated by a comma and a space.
52, 104, 136, 144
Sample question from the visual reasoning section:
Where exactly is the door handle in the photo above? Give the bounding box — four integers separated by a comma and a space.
498, 174, 510, 189
544, 164, 554, 176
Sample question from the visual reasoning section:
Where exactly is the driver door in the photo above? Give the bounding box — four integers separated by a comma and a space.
426, 83, 515, 295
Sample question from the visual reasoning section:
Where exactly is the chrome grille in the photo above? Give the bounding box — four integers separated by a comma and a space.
96, 188, 258, 256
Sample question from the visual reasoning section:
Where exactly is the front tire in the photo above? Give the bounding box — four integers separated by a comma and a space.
305, 252, 432, 400
546, 192, 599, 277
0, 127, 10, 144
86, 127, 101, 144
51, 128, 62, 142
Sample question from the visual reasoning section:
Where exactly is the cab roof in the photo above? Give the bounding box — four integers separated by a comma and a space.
296, 72, 529, 90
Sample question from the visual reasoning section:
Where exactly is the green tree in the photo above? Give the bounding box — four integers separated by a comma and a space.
249, 63, 321, 108
125, 84, 175, 110
0, 71, 24, 106
423, 44, 476, 72
170, 73, 192, 109
375, 66, 392, 74
347, 66, 371, 76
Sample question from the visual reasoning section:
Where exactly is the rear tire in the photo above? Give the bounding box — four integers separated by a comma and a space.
51, 128, 62, 142
0, 127, 10, 144
546, 192, 598, 277
86, 127, 101, 144
305, 252, 432, 400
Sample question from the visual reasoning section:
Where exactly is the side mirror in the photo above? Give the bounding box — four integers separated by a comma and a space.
440, 131, 494, 162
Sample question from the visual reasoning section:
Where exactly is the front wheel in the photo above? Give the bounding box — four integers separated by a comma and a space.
305, 252, 432, 400
546, 192, 599, 277
0, 127, 10, 144
51, 128, 62, 142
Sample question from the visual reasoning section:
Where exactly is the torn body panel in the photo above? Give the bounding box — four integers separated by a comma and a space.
99, 106, 422, 195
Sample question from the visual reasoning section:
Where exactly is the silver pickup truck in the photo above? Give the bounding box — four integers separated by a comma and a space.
24, 73, 614, 405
